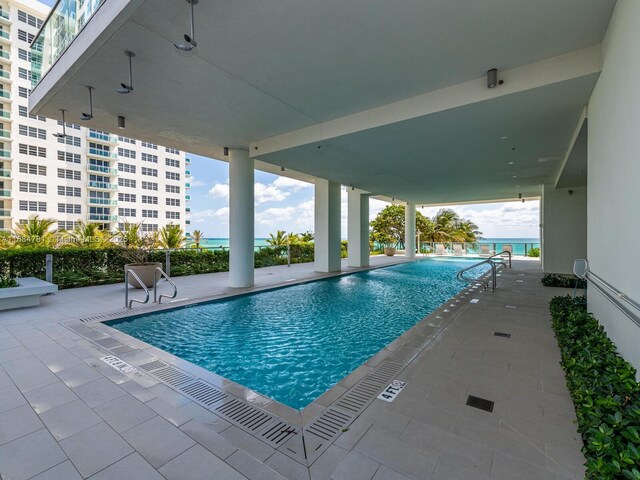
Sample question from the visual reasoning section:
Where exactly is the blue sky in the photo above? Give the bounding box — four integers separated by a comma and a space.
187, 154, 540, 239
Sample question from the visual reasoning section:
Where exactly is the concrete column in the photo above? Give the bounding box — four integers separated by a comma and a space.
405, 203, 416, 258
314, 179, 341, 272
347, 189, 370, 268
228, 149, 254, 287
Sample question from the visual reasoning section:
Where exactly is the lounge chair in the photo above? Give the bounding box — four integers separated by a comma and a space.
501, 244, 513, 256
453, 243, 464, 256
435, 243, 446, 255
479, 245, 493, 256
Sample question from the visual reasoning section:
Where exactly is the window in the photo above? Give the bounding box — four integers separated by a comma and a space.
18, 29, 35, 44
18, 10, 43, 28
142, 195, 158, 205
19, 124, 47, 140
118, 208, 136, 217
117, 147, 136, 159
141, 181, 158, 191
19, 144, 46, 158
166, 185, 180, 194
142, 210, 158, 219
165, 147, 180, 154
165, 158, 181, 168
58, 151, 81, 164
141, 223, 158, 232
19, 181, 46, 194
57, 135, 81, 147
18, 67, 32, 81
57, 168, 81, 181
118, 178, 136, 188
141, 167, 158, 177
117, 135, 136, 144
18, 163, 46, 176
57, 186, 81, 197
18, 87, 30, 99
141, 153, 158, 163
56, 120, 80, 130
166, 171, 180, 181
166, 212, 180, 219
166, 198, 180, 206
19, 200, 46, 212
118, 163, 136, 173
58, 203, 81, 214
18, 48, 31, 62
141, 141, 157, 149
118, 193, 136, 202
18, 105, 46, 121
57, 221, 80, 231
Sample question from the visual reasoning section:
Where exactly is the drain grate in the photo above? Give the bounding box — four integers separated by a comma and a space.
153, 366, 195, 387
214, 398, 274, 433
466, 395, 494, 412
336, 380, 381, 413
261, 420, 298, 447
139, 360, 168, 371
494, 332, 511, 338
389, 346, 420, 365
179, 380, 227, 408
306, 408, 353, 441
367, 361, 405, 386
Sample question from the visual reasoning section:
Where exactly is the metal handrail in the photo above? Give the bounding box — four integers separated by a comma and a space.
125, 269, 150, 309
153, 267, 177, 304
585, 268, 640, 327
456, 251, 512, 291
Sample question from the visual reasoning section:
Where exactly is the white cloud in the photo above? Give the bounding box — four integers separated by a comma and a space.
255, 182, 290, 204
208, 183, 229, 199
190, 207, 229, 224
186, 175, 206, 188
256, 207, 297, 226
272, 177, 313, 191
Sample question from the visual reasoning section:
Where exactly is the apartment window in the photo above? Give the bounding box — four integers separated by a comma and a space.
18, 10, 43, 28
57, 168, 81, 181
19, 124, 47, 140
57, 135, 81, 147
58, 203, 81, 214
118, 162, 136, 173
142, 195, 158, 205
18, 48, 31, 62
141, 181, 158, 191
117, 135, 136, 145
118, 193, 136, 202
141, 153, 158, 163
117, 147, 136, 159
19, 144, 46, 158
57, 186, 81, 197
58, 151, 81, 164
56, 120, 80, 130
165, 147, 180, 154
118, 178, 137, 188
19, 181, 46, 194
58, 221, 79, 231
166, 198, 180, 207
18, 105, 46, 121
141, 223, 158, 232
118, 208, 136, 217
166, 185, 180, 194
18, 29, 35, 44
141, 141, 157, 149
18, 68, 32, 82
165, 158, 180, 168
166, 212, 180, 220
141, 167, 158, 177
166, 171, 180, 181
18, 87, 30, 99
19, 200, 46, 212
18, 163, 46, 176
142, 209, 158, 219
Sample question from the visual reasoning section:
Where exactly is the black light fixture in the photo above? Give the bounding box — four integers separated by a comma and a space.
80, 86, 94, 120
52, 109, 69, 138
175, 0, 198, 51
487, 68, 504, 88
115, 51, 135, 94
118, 115, 126, 129
280, 166, 285, 172
223, 147, 229, 156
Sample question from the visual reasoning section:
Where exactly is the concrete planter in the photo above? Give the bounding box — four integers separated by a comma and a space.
125, 262, 162, 289
0, 277, 58, 311
384, 247, 396, 256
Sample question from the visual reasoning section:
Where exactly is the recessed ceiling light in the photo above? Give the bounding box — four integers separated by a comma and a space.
500, 136, 508, 140
516, 185, 520, 187
508, 161, 514, 165
512, 175, 517, 178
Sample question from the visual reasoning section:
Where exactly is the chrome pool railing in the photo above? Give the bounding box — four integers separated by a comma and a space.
154, 267, 177, 304
456, 251, 512, 291
125, 267, 177, 308
124, 269, 150, 309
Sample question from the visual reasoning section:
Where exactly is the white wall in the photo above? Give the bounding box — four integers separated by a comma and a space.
541, 185, 587, 274
587, 0, 640, 370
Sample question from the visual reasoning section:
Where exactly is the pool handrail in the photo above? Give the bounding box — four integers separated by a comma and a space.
154, 267, 178, 304
456, 251, 511, 291
125, 269, 150, 309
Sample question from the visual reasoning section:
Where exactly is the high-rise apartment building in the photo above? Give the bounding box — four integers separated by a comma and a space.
0, 0, 190, 234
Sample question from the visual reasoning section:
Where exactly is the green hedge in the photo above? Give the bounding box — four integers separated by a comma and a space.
550, 296, 640, 480
543, 273, 587, 289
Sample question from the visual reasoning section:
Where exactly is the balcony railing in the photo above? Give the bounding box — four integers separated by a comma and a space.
87, 197, 117, 206
87, 164, 117, 175
0, 129, 11, 138
186, 158, 191, 164
0, 168, 10, 177
88, 147, 117, 159
88, 180, 117, 190
30, 0, 106, 86
185, 183, 191, 188
185, 170, 191, 175
0, 10, 10, 21
414, 241, 541, 257
0, 89, 9, 99
0, 30, 9, 40
0, 209, 9, 217
0, 70, 10, 79
0, 50, 9, 60
0, 149, 10, 158
88, 130, 117, 143
185, 207, 190, 212
0, 110, 9, 118
88, 213, 117, 222
185, 195, 191, 200
0, 189, 10, 197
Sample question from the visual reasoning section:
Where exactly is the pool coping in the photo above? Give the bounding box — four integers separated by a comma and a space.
62, 259, 491, 467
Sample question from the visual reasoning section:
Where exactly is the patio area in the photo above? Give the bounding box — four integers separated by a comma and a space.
0, 257, 583, 480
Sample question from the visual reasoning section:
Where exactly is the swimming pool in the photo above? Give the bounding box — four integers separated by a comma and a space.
108, 259, 486, 410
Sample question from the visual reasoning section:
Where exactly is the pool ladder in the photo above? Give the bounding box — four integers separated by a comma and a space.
124, 267, 178, 309
456, 251, 511, 291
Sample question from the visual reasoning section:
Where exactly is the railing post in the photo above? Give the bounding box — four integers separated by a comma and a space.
165, 250, 171, 277
287, 243, 291, 267
45, 254, 53, 283
125, 270, 129, 308
524, 243, 528, 257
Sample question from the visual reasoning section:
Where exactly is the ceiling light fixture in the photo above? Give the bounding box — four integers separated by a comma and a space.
487, 68, 504, 88
508, 161, 514, 165
52, 109, 69, 138
118, 115, 126, 129
80, 86, 94, 120
115, 51, 135, 94
175, 0, 198, 52
500, 136, 508, 140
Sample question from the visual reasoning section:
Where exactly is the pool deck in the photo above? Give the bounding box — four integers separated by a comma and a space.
0, 257, 584, 480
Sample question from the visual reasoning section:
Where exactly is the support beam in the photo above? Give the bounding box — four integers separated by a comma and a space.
315, 179, 341, 272
405, 203, 416, 258
347, 189, 370, 268
228, 149, 254, 287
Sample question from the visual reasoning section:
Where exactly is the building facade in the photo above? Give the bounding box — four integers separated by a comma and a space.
0, 0, 190, 234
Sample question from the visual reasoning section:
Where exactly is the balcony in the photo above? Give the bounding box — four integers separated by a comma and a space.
185, 195, 191, 201
0, 10, 10, 23
0, 209, 9, 217
88, 130, 117, 144
0, 128, 11, 140
0, 89, 9, 102
186, 157, 191, 164
185, 183, 191, 188
185, 207, 190, 213
0, 189, 10, 197
88, 147, 118, 159
0, 149, 11, 158
88, 180, 117, 191
0, 168, 10, 177
87, 197, 117, 206
0, 50, 10, 64
0, 29, 9, 41
87, 163, 117, 175
0, 69, 11, 84
0, 110, 10, 119
88, 213, 117, 222
185, 170, 191, 175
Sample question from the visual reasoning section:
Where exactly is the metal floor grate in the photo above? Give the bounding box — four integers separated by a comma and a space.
494, 332, 511, 338
306, 408, 353, 441
179, 380, 227, 408
466, 395, 494, 412
153, 366, 195, 387
215, 398, 275, 432
389, 346, 420, 365
139, 360, 168, 371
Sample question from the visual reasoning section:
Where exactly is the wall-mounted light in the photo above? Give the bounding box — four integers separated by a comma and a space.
115, 51, 135, 94
223, 147, 229, 156
487, 68, 504, 88
80, 86, 94, 120
117, 115, 126, 129
568, 189, 574, 196
52, 109, 69, 138
175, 0, 198, 51
280, 166, 285, 172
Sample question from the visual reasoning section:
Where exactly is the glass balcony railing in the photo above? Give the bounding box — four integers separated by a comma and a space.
0, 89, 9, 99
186, 157, 191, 164
0, 129, 10, 138
0, 168, 10, 177
88, 130, 117, 143
0, 110, 9, 118
0, 10, 10, 21
87, 164, 117, 175
88, 147, 117, 159
88, 213, 117, 222
88, 180, 117, 190
185, 183, 191, 188
185, 207, 190, 212
185, 195, 191, 201
0, 70, 10, 79
0, 50, 9, 60
0, 209, 9, 217
88, 197, 117, 206
0, 149, 10, 158
0, 189, 10, 197
185, 170, 191, 175
0, 30, 9, 40
30, 0, 106, 87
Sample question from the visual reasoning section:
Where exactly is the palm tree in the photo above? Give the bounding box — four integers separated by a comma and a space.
115, 221, 143, 247
12, 215, 57, 247
191, 229, 203, 248
431, 209, 460, 242
159, 224, 185, 249
266, 230, 288, 246
68, 222, 114, 247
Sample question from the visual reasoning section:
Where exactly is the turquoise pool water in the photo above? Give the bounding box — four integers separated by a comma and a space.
108, 259, 485, 409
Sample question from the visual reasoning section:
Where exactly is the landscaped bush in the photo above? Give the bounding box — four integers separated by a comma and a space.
543, 273, 587, 289
528, 247, 541, 257
550, 296, 640, 480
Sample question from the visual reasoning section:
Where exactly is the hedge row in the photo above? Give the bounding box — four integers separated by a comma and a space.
0, 242, 346, 289
550, 296, 640, 479
543, 273, 587, 289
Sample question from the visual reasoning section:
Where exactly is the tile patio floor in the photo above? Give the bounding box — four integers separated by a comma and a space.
0, 257, 584, 479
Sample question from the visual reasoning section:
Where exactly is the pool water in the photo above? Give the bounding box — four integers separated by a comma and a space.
108, 259, 486, 409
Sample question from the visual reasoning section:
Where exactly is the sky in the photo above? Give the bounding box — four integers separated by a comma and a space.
187, 154, 540, 240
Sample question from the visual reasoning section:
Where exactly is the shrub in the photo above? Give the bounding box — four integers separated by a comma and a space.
550, 296, 640, 479
528, 247, 540, 257
543, 273, 587, 289
0, 276, 17, 288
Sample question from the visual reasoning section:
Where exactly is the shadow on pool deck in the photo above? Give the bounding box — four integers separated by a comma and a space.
0, 257, 583, 480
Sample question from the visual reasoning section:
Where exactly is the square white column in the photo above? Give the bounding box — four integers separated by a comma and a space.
405, 203, 416, 258
348, 189, 370, 267
314, 179, 341, 272
228, 149, 254, 287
